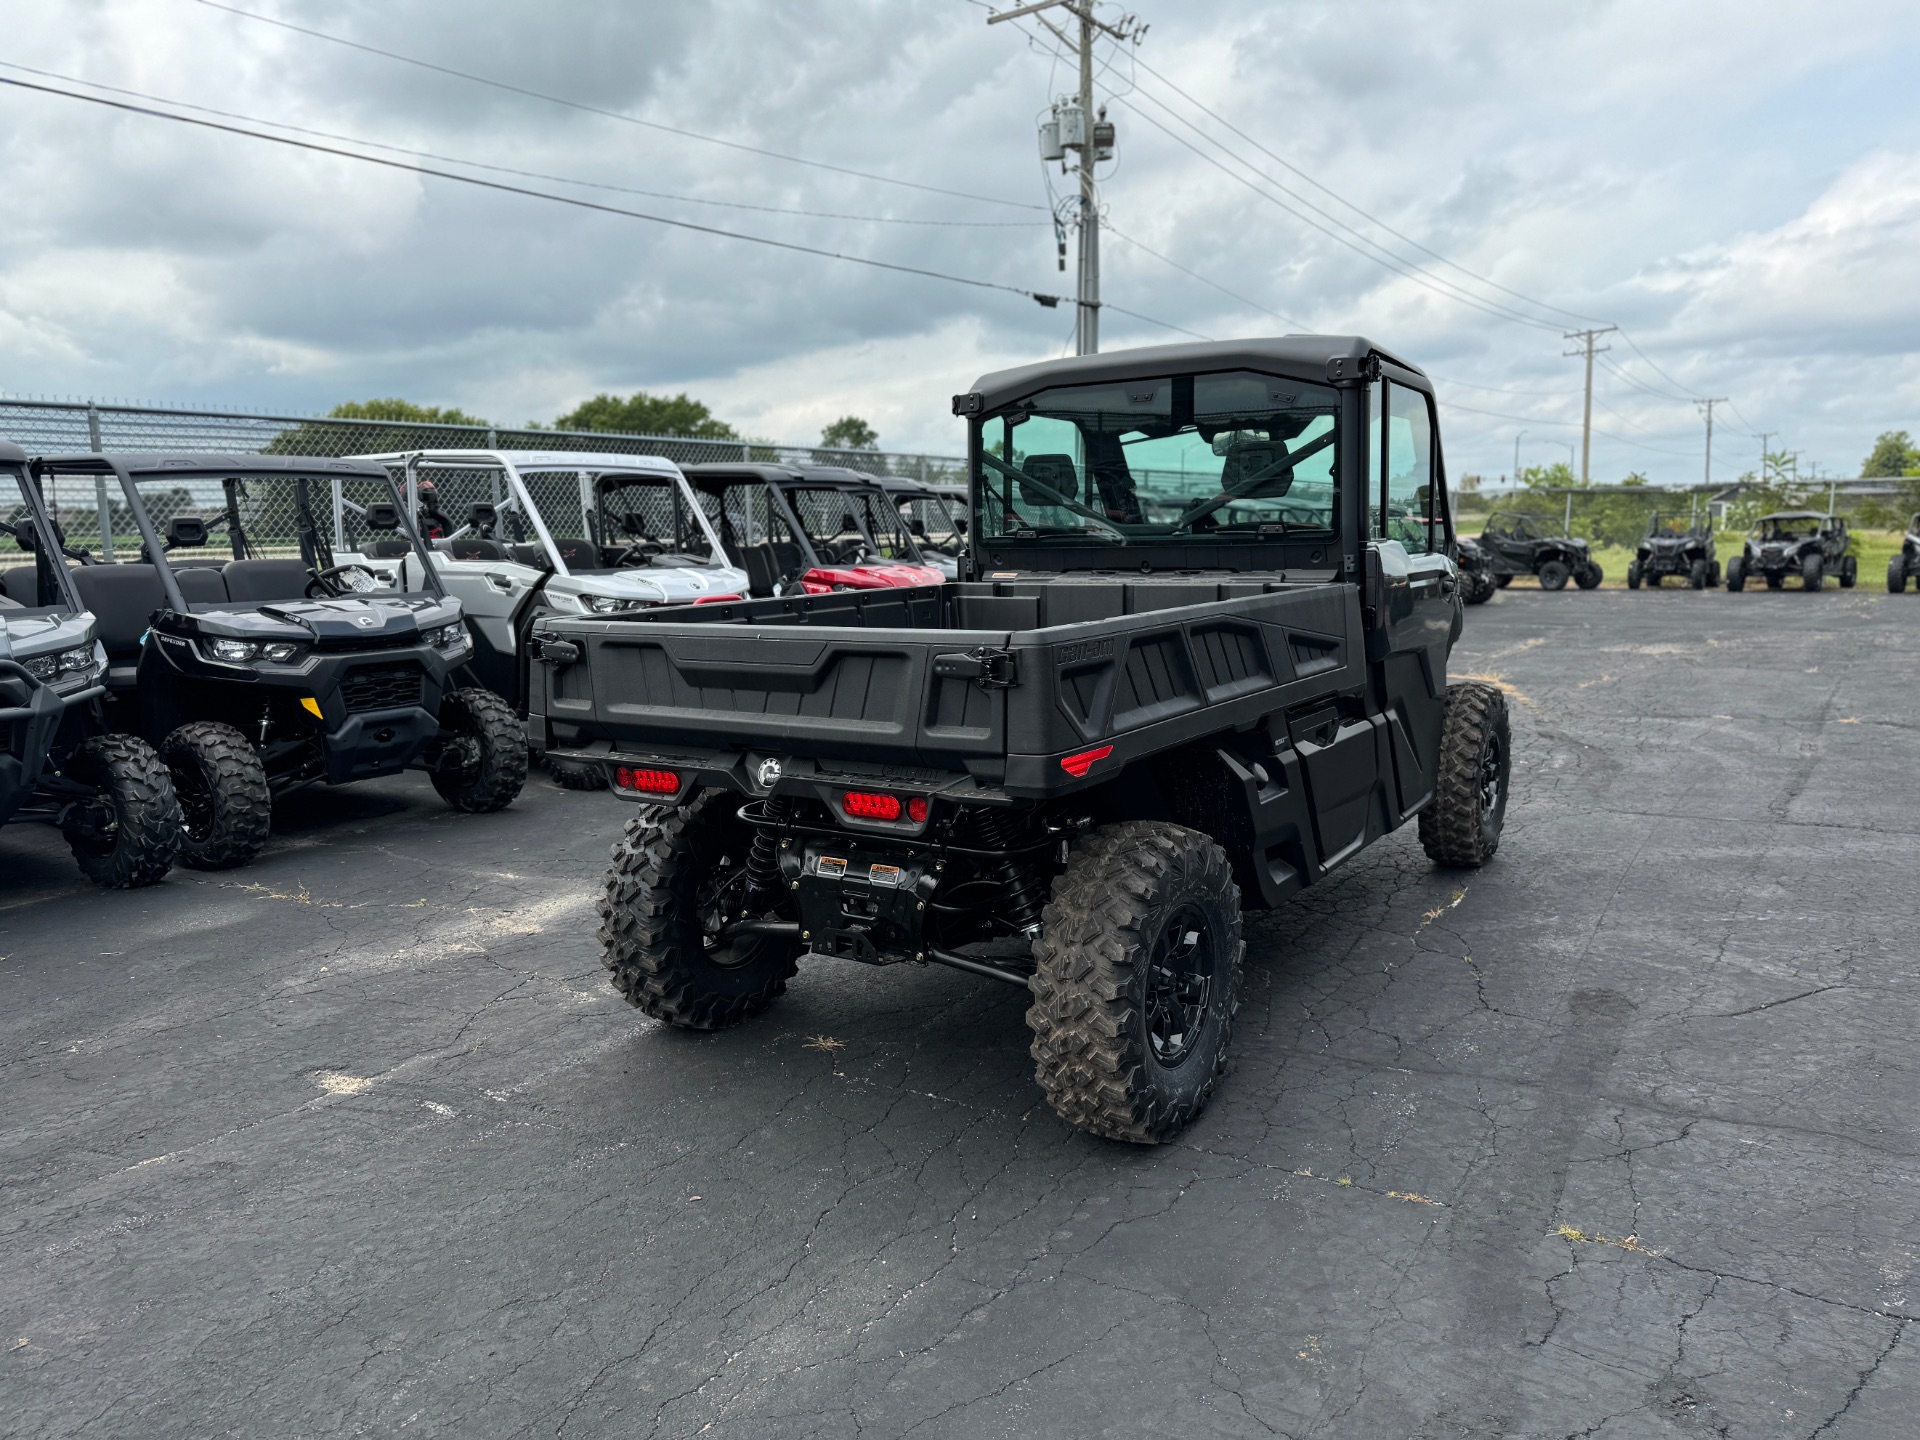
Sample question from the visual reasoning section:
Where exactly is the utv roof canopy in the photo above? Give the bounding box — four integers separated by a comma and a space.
957, 335, 1426, 415
0, 440, 27, 465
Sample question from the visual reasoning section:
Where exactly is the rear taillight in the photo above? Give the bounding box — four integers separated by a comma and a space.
692, 594, 742, 605
842, 791, 902, 820
907, 797, 929, 823
615, 766, 680, 795
1060, 745, 1114, 778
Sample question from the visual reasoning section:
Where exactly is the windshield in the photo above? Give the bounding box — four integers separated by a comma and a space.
784, 485, 921, 563
899, 493, 963, 558
1649, 514, 1695, 536
592, 475, 720, 566
1754, 517, 1820, 541
1488, 515, 1539, 539
976, 370, 1339, 546
1, 470, 80, 612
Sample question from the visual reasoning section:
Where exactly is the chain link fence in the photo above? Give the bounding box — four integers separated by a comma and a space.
1, 396, 966, 565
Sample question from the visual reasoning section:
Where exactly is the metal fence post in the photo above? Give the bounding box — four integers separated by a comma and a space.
86, 403, 115, 560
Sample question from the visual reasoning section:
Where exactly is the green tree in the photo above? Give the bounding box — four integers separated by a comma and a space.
819, 415, 879, 450
328, 397, 491, 426
554, 391, 738, 439
1518, 461, 1577, 491
1861, 430, 1920, 478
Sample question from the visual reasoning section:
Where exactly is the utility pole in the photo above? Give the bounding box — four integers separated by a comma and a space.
1563, 326, 1617, 485
1695, 397, 1727, 491
1757, 430, 1776, 482
989, 0, 1144, 355
1512, 430, 1527, 488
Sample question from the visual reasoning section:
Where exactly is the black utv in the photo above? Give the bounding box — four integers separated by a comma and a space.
1726, 511, 1855, 591
29, 453, 526, 870
1479, 512, 1602, 590
1628, 512, 1719, 589
536, 337, 1511, 1145
1889, 514, 1920, 593
2, 442, 181, 887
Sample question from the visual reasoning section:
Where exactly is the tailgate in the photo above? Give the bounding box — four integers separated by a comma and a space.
534, 618, 1012, 769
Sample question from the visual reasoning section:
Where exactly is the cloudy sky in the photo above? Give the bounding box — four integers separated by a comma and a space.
2, 0, 1916, 481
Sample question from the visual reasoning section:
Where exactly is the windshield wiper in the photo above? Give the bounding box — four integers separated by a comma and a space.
1165, 429, 1335, 534
978, 452, 1126, 538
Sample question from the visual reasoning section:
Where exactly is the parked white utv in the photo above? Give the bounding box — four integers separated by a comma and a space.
339, 450, 749, 786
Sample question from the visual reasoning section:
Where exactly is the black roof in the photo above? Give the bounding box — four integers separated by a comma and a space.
0, 439, 26, 465
1754, 510, 1833, 522
684, 462, 891, 490
31, 451, 389, 479
965, 335, 1425, 411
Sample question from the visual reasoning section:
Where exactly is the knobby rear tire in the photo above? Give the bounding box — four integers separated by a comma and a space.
161, 721, 271, 871
1418, 682, 1512, 869
599, 791, 799, 1030
62, 734, 182, 889
1027, 821, 1243, 1145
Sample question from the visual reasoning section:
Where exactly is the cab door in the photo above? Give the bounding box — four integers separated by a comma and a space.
1367, 380, 1454, 819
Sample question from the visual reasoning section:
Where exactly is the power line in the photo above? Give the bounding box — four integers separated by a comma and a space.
1594, 352, 1694, 405
1110, 92, 1566, 333
0, 75, 1064, 306
1103, 225, 1304, 327
1124, 50, 1609, 330
0, 62, 1042, 230
188, 0, 1044, 213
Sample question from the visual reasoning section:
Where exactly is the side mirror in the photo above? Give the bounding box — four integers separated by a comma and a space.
364, 502, 401, 532
165, 515, 208, 549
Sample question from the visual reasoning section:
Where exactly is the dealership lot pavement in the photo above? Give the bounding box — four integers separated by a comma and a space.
3, 587, 1917, 1439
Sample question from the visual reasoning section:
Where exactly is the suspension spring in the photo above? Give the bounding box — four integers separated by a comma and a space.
742, 797, 791, 909
962, 808, 1048, 936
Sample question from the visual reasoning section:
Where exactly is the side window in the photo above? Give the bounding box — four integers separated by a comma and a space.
1378, 382, 1438, 554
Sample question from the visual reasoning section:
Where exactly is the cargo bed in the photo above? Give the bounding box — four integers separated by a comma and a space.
533, 574, 1362, 800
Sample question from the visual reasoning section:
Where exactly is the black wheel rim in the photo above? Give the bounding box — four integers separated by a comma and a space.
171, 761, 215, 843
698, 856, 768, 969
1479, 729, 1506, 821
1144, 905, 1214, 1068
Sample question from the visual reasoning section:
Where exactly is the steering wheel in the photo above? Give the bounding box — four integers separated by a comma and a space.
306, 563, 380, 598
615, 538, 667, 567
822, 538, 867, 565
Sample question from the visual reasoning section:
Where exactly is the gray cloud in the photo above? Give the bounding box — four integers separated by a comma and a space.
1, 0, 1916, 477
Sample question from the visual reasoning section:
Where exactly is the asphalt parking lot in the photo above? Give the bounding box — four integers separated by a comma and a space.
3, 588, 1917, 1439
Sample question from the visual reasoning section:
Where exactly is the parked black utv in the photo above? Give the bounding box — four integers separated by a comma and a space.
1726, 511, 1855, 592
29, 453, 525, 870
1479, 512, 1602, 590
540, 337, 1511, 1144
1628, 512, 1719, 589
1, 441, 181, 887
1890, 513, 1920, 593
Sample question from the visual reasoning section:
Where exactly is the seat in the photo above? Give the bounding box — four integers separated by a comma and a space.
771, 541, 806, 577
2, 565, 39, 606
222, 558, 315, 604
0, 593, 20, 610
174, 567, 230, 604
366, 538, 412, 559
509, 543, 553, 570
70, 565, 169, 662
548, 537, 598, 569
446, 537, 507, 561
740, 543, 779, 598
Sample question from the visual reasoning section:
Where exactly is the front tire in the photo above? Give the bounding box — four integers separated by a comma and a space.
1419, 682, 1511, 868
1538, 559, 1571, 591
1839, 555, 1857, 589
1803, 555, 1824, 591
1575, 561, 1603, 590
161, 721, 271, 870
1494, 574, 1513, 589
1689, 558, 1708, 589
599, 791, 800, 1029
61, 734, 181, 889
1027, 821, 1243, 1144
1892, 557, 1910, 594
1626, 560, 1642, 590
1727, 555, 1747, 591
431, 687, 528, 813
